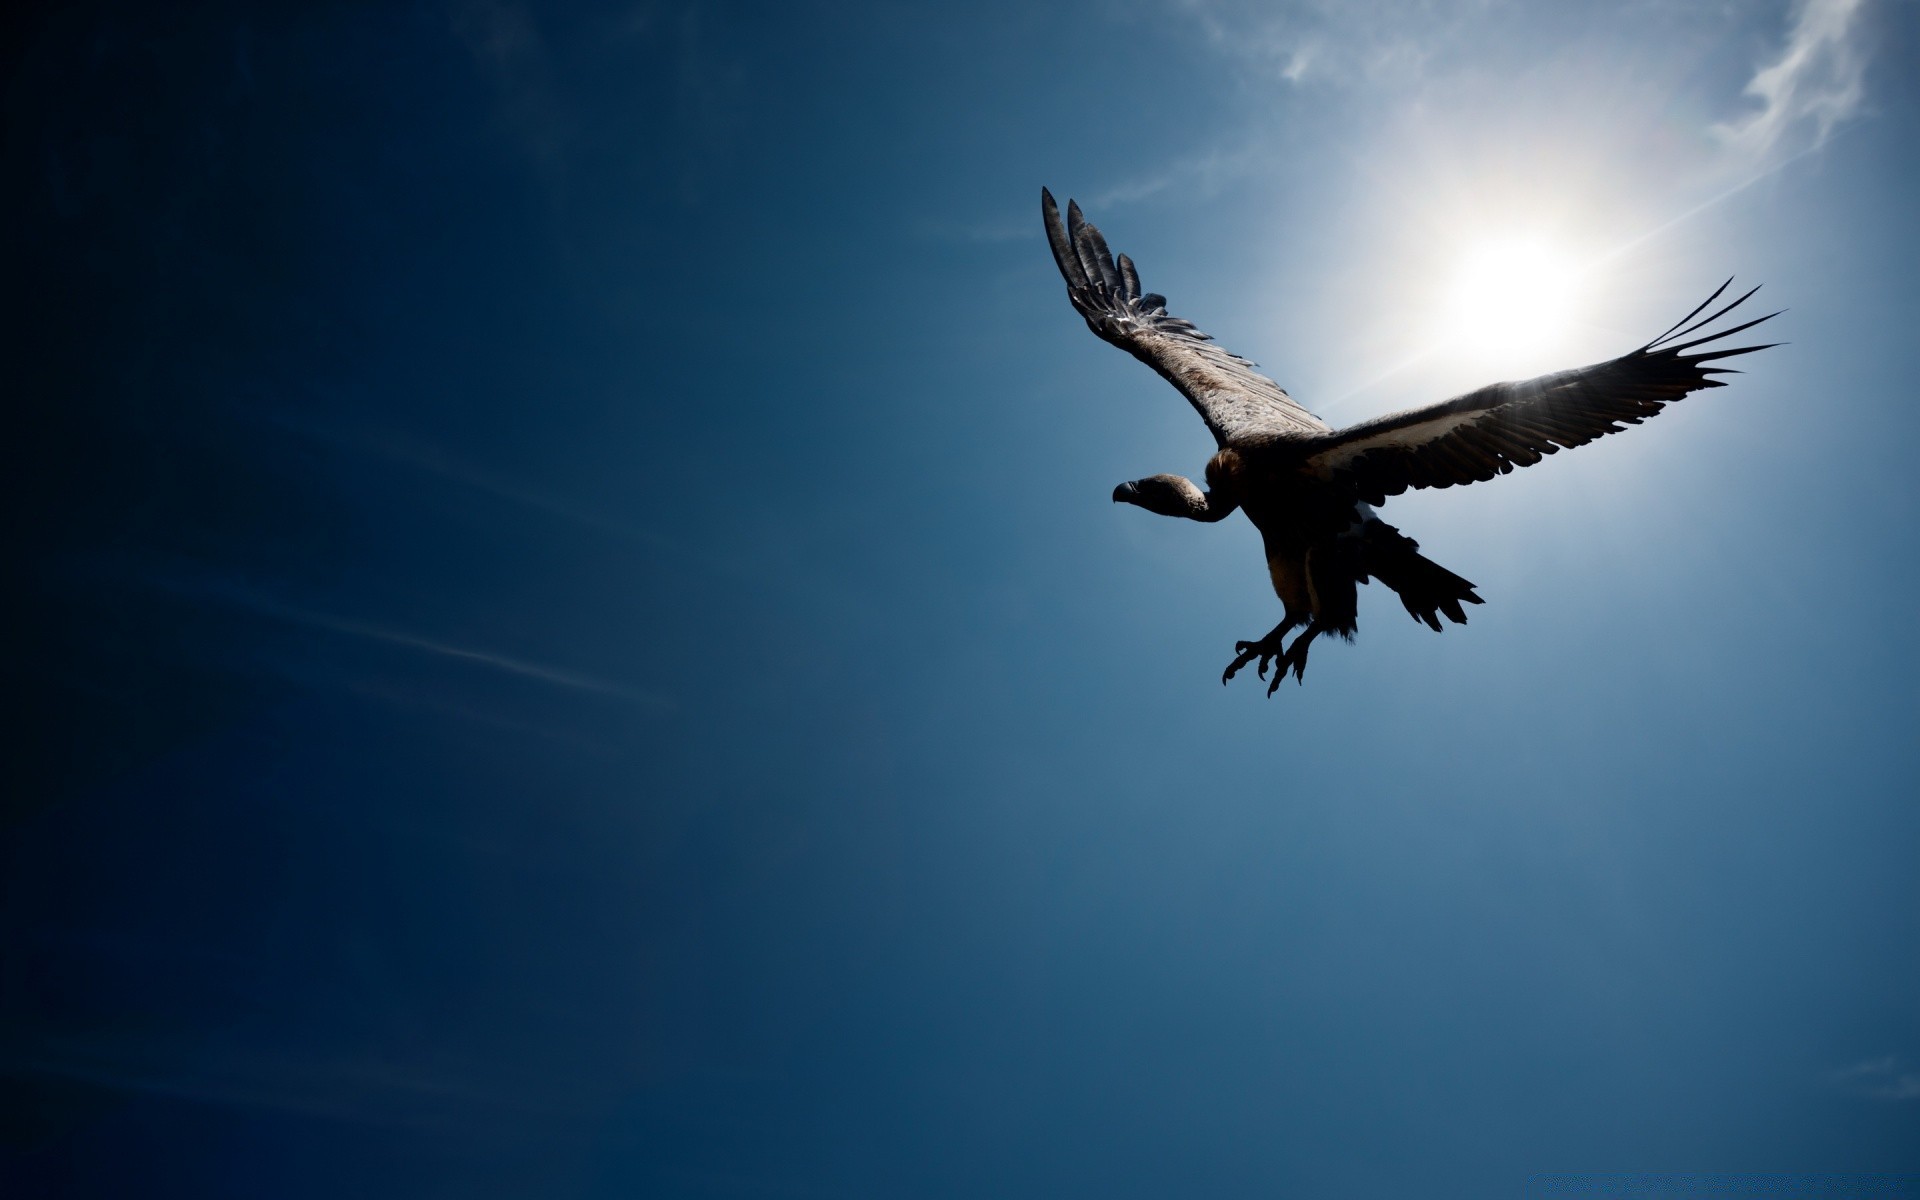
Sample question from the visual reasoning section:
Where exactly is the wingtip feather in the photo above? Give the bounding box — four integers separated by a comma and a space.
1645, 277, 1733, 348
1043, 189, 1086, 289
1665, 311, 1780, 356
1649, 282, 1764, 350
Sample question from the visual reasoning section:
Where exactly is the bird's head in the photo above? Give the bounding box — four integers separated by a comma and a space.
1112, 474, 1209, 518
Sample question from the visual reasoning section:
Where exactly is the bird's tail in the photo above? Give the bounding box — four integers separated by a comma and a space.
1362, 519, 1484, 631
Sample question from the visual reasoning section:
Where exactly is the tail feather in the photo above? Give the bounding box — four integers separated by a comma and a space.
1362, 520, 1483, 632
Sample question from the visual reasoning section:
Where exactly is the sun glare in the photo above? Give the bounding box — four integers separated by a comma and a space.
1441, 237, 1584, 363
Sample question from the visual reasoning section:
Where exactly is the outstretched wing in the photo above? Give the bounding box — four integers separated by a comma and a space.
1043, 188, 1329, 445
1297, 281, 1780, 506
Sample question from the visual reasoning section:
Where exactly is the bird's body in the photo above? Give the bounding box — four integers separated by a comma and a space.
1042, 188, 1777, 690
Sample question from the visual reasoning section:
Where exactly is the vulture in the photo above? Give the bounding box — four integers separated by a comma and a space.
1042, 188, 1778, 692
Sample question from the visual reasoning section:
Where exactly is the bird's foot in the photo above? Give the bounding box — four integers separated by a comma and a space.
1223, 626, 1316, 695
1222, 632, 1290, 689
1273, 638, 1312, 691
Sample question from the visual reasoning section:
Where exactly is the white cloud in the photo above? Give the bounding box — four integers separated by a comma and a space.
1713, 0, 1870, 167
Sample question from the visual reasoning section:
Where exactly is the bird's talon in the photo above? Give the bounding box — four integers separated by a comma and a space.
1225, 628, 1296, 692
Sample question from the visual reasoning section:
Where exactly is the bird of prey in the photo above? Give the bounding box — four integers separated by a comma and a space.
1042, 188, 1778, 692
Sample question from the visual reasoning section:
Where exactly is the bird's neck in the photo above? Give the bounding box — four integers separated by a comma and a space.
1171, 476, 1237, 522
1187, 488, 1237, 522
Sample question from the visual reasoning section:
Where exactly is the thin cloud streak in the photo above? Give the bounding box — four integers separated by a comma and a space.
1599, 132, 1843, 266
1314, 342, 1442, 417
291, 606, 671, 708
923, 142, 1259, 245
9, 1035, 568, 1133
134, 566, 675, 711
257, 404, 688, 558
248, 406, 887, 637
1833, 1056, 1920, 1102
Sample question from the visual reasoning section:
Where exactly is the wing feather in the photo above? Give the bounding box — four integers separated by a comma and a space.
1042, 188, 1329, 445
1297, 284, 1780, 505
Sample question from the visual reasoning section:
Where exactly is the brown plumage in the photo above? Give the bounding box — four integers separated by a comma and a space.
1044, 188, 1779, 691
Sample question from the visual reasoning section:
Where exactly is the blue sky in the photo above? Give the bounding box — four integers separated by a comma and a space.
5, 1, 1918, 1196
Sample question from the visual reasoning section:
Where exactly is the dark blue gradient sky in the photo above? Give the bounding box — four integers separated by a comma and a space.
6, 2, 1918, 1196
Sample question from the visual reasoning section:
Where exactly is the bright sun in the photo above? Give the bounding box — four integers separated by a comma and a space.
1441, 236, 1584, 362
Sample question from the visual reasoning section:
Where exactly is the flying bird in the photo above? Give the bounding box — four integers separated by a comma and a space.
1042, 188, 1778, 692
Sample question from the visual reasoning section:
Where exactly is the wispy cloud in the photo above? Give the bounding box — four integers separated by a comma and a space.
1167, 0, 1873, 178
1713, 0, 1870, 168
1614, 0, 1872, 251
1174, 0, 1320, 85
1004, 2, 1475, 241
1831, 1056, 1920, 1102
1090, 141, 1260, 210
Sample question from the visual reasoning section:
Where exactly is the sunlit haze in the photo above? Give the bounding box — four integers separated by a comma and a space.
1441, 236, 1586, 361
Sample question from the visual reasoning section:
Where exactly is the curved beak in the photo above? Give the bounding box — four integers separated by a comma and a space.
1112, 481, 1138, 503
